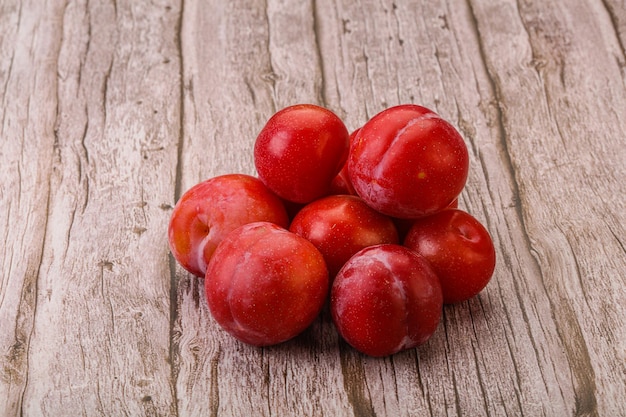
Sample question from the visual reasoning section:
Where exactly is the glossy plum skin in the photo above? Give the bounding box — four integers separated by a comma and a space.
393, 198, 459, 241
331, 244, 443, 357
205, 222, 329, 346
254, 104, 350, 204
330, 129, 361, 196
404, 209, 496, 304
348, 104, 469, 218
289, 195, 399, 278
168, 174, 289, 277
329, 161, 357, 196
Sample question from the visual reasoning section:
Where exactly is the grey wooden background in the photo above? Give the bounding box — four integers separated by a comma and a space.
1, 0, 625, 416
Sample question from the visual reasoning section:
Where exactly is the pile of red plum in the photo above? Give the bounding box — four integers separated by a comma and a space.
168, 104, 496, 357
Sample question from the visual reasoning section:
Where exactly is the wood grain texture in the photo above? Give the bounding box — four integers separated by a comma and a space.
1, 0, 625, 416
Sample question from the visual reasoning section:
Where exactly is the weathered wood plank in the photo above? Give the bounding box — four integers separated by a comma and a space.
0, 1, 64, 415
469, 1, 626, 415
1, 0, 182, 415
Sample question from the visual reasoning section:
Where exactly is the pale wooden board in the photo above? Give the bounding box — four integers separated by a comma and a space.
1, 0, 625, 416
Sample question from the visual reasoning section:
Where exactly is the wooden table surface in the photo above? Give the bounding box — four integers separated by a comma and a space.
2, 0, 625, 416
